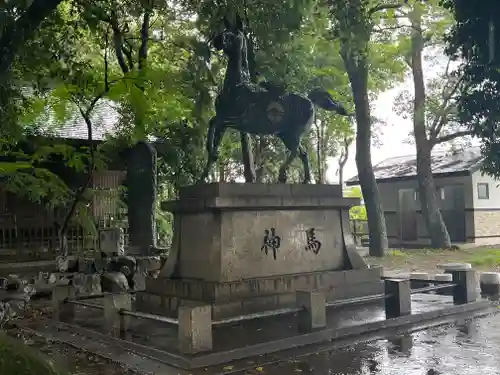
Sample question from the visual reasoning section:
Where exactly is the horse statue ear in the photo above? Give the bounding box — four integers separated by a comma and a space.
223, 15, 231, 29
235, 13, 244, 31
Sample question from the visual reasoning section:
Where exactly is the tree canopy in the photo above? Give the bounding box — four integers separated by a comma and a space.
443, 0, 500, 177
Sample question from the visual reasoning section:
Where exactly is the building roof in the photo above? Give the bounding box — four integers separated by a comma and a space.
346, 147, 483, 185
33, 100, 119, 141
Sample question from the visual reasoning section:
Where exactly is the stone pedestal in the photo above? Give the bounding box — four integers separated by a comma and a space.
136, 183, 383, 319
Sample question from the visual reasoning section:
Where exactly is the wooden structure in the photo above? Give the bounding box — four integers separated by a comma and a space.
0, 105, 129, 260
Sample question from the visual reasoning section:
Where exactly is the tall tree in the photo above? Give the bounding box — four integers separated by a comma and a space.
392, 1, 473, 248
443, 0, 500, 178
328, 0, 406, 256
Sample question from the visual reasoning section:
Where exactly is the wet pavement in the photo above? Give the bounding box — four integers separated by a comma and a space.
31, 294, 500, 374
252, 311, 500, 375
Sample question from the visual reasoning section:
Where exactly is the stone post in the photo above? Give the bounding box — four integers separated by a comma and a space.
126, 141, 157, 255
296, 290, 326, 333
385, 279, 411, 319
52, 285, 76, 321
178, 304, 212, 354
99, 228, 125, 257
480, 272, 500, 297
103, 293, 132, 336
449, 269, 477, 304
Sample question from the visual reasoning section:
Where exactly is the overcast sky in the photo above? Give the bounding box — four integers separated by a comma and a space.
326, 52, 475, 183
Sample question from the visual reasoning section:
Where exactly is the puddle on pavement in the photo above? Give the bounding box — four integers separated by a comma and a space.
258, 311, 500, 375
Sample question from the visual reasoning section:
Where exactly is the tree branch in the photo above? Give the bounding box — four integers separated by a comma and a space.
429, 73, 465, 139
138, 11, 151, 72
369, 3, 402, 15
433, 130, 474, 145
58, 30, 112, 256
109, 11, 130, 74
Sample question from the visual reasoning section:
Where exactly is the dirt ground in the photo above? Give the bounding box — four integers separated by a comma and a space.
365, 246, 500, 275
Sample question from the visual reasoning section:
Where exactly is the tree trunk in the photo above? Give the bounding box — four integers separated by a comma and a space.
343, 56, 388, 257
314, 120, 324, 184
254, 136, 265, 182
240, 133, 256, 182
410, 9, 451, 249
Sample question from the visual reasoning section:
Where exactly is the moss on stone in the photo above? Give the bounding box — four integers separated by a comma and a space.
0, 332, 64, 375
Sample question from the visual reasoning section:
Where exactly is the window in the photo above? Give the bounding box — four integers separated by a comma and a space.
477, 183, 490, 200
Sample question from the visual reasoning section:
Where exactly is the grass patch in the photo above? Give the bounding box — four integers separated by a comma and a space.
467, 249, 500, 267
386, 249, 408, 257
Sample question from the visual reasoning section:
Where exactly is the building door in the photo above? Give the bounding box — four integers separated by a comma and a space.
399, 189, 418, 241
441, 185, 466, 243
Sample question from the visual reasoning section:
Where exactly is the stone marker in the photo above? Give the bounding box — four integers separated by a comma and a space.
52, 285, 76, 321
410, 272, 430, 289
385, 279, 411, 319
104, 293, 132, 337
296, 290, 326, 333
448, 269, 477, 304
440, 263, 471, 272
178, 304, 212, 354
479, 272, 500, 296
99, 228, 125, 257
73, 273, 102, 295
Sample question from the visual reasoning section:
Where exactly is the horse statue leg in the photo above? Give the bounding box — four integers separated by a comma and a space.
198, 117, 227, 184
240, 132, 256, 183
277, 133, 312, 184
297, 144, 311, 184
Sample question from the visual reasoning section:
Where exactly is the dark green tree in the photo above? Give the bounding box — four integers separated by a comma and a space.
443, 0, 500, 177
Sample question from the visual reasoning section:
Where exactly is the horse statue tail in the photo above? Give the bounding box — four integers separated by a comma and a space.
308, 88, 351, 116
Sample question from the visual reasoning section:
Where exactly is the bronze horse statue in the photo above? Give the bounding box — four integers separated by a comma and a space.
199, 15, 352, 184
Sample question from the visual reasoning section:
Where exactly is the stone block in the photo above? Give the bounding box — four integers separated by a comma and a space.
440, 263, 471, 272
410, 272, 430, 289
52, 285, 76, 322
103, 293, 132, 336
480, 272, 500, 296
178, 304, 212, 354
99, 228, 125, 256
160, 183, 362, 283
385, 279, 411, 319
296, 290, 326, 333
448, 269, 477, 304
73, 273, 102, 295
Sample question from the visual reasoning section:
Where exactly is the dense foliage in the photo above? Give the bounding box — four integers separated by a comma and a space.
443, 0, 500, 177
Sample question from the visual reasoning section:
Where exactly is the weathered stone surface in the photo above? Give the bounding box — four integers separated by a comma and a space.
296, 290, 326, 333
178, 304, 212, 354
73, 273, 102, 295
99, 227, 125, 256
101, 272, 129, 293
440, 263, 472, 271
103, 293, 132, 336
160, 183, 361, 282
137, 269, 383, 319
385, 279, 411, 319
480, 272, 500, 296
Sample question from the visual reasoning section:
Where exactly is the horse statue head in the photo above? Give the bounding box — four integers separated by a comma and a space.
212, 14, 247, 60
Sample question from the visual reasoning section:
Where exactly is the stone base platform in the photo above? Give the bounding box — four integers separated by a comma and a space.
136, 267, 383, 319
